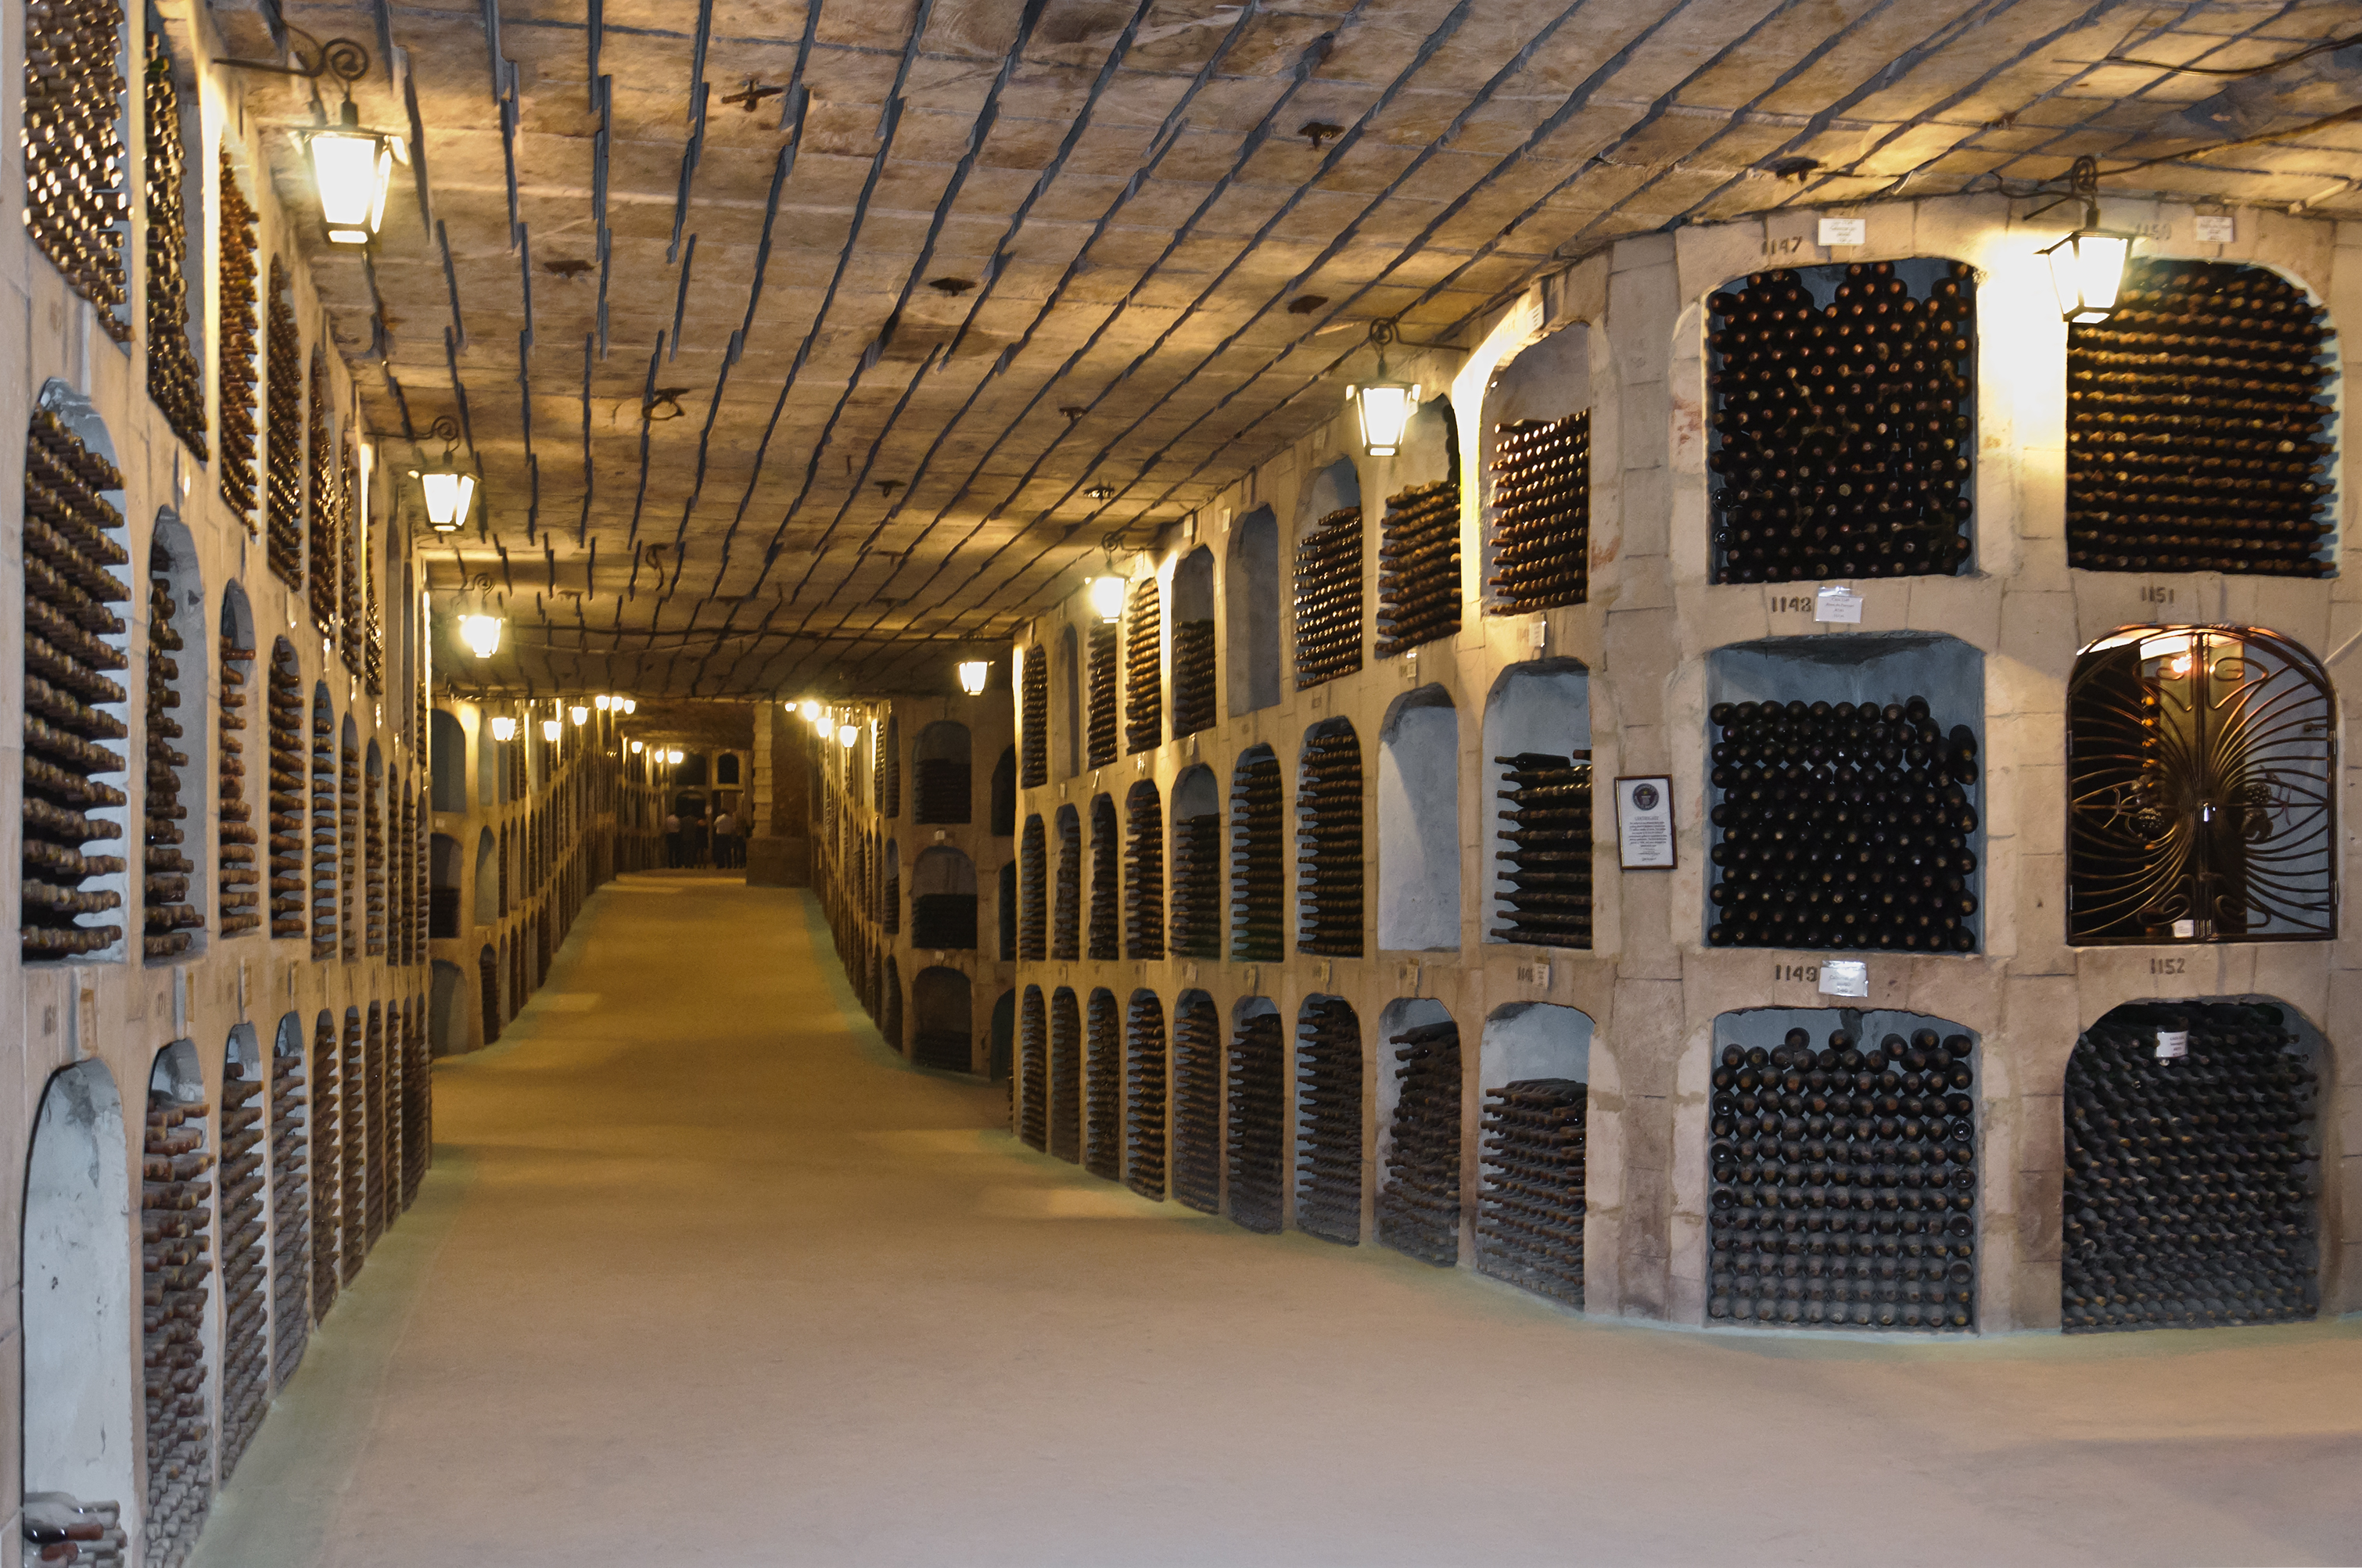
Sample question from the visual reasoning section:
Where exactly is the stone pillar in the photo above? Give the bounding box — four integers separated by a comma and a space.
746, 705, 811, 886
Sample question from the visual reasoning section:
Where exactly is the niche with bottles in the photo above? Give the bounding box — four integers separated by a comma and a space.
1229, 744, 1283, 961
1296, 996, 1362, 1245
913, 720, 971, 825
912, 967, 975, 1075
1087, 794, 1118, 960
1171, 992, 1220, 1213
1052, 806, 1080, 960
1376, 398, 1461, 655
1227, 999, 1286, 1233
1018, 816, 1046, 960
1087, 621, 1118, 769
1226, 505, 1280, 715
1124, 781, 1164, 960
1378, 687, 1459, 952
1294, 458, 1363, 690
218, 1024, 269, 1478
1017, 986, 1046, 1147
1125, 578, 1161, 755
1021, 644, 1049, 788
1476, 1003, 1592, 1307
1483, 659, 1592, 949
1168, 766, 1221, 960
1050, 988, 1082, 1163
1483, 322, 1592, 614
218, 583, 260, 936
909, 845, 977, 950
1297, 719, 1363, 956
1377, 999, 1459, 1267
1085, 989, 1122, 1182
1123, 990, 1166, 1199
1172, 546, 1216, 738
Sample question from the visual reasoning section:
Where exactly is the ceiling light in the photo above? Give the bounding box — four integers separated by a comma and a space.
489, 716, 516, 742
2041, 156, 2132, 325
594, 694, 611, 711
1085, 483, 1115, 501
460, 613, 501, 658
1348, 318, 1420, 457
957, 660, 989, 695
838, 724, 858, 749
569, 705, 588, 726
621, 698, 636, 715
1088, 576, 1125, 623
669, 748, 684, 764
416, 414, 476, 533
542, 718, 562, 742
308, 99, 398, 246
630, 740, 643, 754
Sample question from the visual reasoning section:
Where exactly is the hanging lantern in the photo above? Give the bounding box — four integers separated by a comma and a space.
488, 716, 516, 742
569, 705, 589, 726
307, 99, 400, 246
1088, 576, 1124, 623
957, 659, 989, 695
541, 718, 562, 742
2040, 157, 2133, 325
1348, 318, 1420, 456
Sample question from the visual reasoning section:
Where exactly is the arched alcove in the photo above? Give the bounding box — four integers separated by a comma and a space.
1482, 320, 1592, 613
913, 719, 971, 824
1707, 1007, 1976, 1331
1057, 624, 1082, 779
1124, 780, 1164, 960
2066, 626, 2334, 944
716, 753, 741, 785
911, 967, 973, 1073
429, 958, 465, 1055
268, 1011, 311, 1390
216, 583, 260, 938
1053, 805, 1081, 960
881, 956, 903, 1049
23, 1060, 135, 1523
1125, 576, 1162, 756
479, 942, 502, 1044
430, 709, 467, 813
1377, 687, 1458, 951
989, 745, 1016, 836
1021, 644, 1049, 788
1706, 632, 1984, 953
2063, 998, 2321, 1333
1476, 1002, 1593, 1307
1018, 816, 1046, 960
364, 741, 386, 956
1171, 547, 1216, 737
1298, 719, 1362, 956
1483, 659, 1593, 949
1087, 792, 1118, 960
476, 712, 501, 807
219, 1022, 267, 1477
910, 845, 978, 949
1296, 995, 1362, 1245
1374, 399, 1463, 656
879, 716, 900, 817
1226, 505, 1280, 715
1050, 987, 1082, 1163
996, 860, 1017, 961
1084, 989, 1122, 1182
1168, 765, 1220, 959
1228, 997, 1286, 1234
1377, 998, 1458, 1267
1294, 458, 1365, 690
472, 828, 497, 927
1172, 992, 1220, 1213
1018, 986, 1046, 1147
429, 832, 461, 939
881, 838, 899, 937
1086, 615, 1118, 769
989, 989, 1014, 1081
1229, 744, 1283, 960
143, 513, 207, 960
1122, 990, 1166, 1200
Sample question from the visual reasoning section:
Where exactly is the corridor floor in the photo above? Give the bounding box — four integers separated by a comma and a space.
192, 875, 2362, 1567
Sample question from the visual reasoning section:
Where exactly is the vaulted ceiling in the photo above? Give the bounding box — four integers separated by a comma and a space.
227, 0, 2362, 698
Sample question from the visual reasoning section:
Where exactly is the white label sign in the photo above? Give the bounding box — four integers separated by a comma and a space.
2170, 918, 2196, 938
1815, 585, 1863, 623
1615, 776, 1676, 869
1818, 959, 1869, 998
2195, 215, 2235, 242
2155, 1030, 2188, 1061
1818, 217, 1867, 246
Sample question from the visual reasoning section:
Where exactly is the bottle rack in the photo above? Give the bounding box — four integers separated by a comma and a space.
1021, 644, 1048, 788
1050, 990, 1081, 1163
881, 859, 899, 936
339, 735, 360, 960
339, 449, 362, 678
1488, 414, 1589, 612
339, 1011, 364, 1282
267, 644, 303, 937
874, 726, 893, 814
1085, 990, 1122, 1182
143, 40, 204, 459
912, 1012, 971, 1073
1086, 623, 1118, 768
309, 1017, 340, 1320
24, 0, 129, 336
217, 636, 259, 935
1295, 724, 1362, 957
1171, 618, 1215, 739
1708, 261, 1976, 583
1171, 996, 1219, 1213
1376, 479, 1459, 655
1492, 752, 1592, 949
1053, 811, 1079, 960
217, 1060, 268, 1477
1296, 999, 1361, 1245
401, 1007, 429, 1210
1124, 785, 1163, 960
1018, 1000, 1046, 1151
142, 1089, 214, 1560
1378, 1020, 1460, 1265
2066, 260, 2335, 575
1293, 507, 1362, 690
2063, 1002, 2317, 1333
143, 576, 200, 958
1476, 1079, 1586, 1306
22, 411, 131, 960
264, 260, 303, 587
311, 702, 337, 958
909, 884, 973, 949
1125, 581, 1161, 754
21, 1497, 124, 1565
365, 786, 386, 955
269, 1043, 309, 1389
363, 1013, 386, 1250
305, 357, 338, 633
1227, 1010, 1285, 1233
1087, 795, 1118, 960
1707, 693, 1979, 953
1229, 747, 1283, 961
479, 945, 501, 1045
1018, 819, 1045, 960
217, 152, 260, 527
1124, 995, 1168, 1201
1707, 1024, 1978, 1331
913, 756, 969, 823
1169, 805, 1219, 960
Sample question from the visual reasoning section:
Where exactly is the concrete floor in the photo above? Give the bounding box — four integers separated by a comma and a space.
191, 873, 2362, 1566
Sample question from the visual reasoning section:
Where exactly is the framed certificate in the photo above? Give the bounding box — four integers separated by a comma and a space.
1615, 775, 1676, 870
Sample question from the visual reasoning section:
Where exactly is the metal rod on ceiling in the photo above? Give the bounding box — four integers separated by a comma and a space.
577, 332, 594, 547
626, 332, 662, 548
668, 236, 695, 362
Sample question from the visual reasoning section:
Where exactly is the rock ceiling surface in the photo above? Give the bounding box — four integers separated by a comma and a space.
228, 0, 2362, 698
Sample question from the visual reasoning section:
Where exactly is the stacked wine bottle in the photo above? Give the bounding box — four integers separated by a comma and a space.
2066, 260, 2334, 575
909, 884, 972, 949
1050, 992, 1082, 1163
1124, 784, 1164, 959
144, 39, 206, 458
1018, 999, 1047, 1151
913, 754, 968, 823
1294, 507, 1362, 688
309, 1020, 341, 1318
142, 1088, 214, 1563
1229, 747, 1283, 961
1171, 997, 1220, 1213
311, 707, 337, 958
142, 577, 200, 958
365, 785, 387, 954
1227, 1010, 1286, 1233
364, 1013, 388, 1247
400, 1008, 430, 1208
1053, 812, 1080, 959
264, 262, 304, 583
1707, 1025, 1979, 1330
339, 738, 360, 959
267, 645, 304, 937
340, 1012, 365, 1281
25, 0, 130, 335
23, 411, 131, 959
217, 1058, 269, 1475
1489, 414, 1590, 611
1376, 479, 1459, 655
1296, 726, 1362, 957
1021, 644, 1049, 787
874, 725, 894, 815
1296, 999, 1362, 1245
1476, 1079, 1587, 1305
1086, 624, 1118, 768
1085, 991, 1122, 1182
1378, 1020, 1461, 1266
22, 1496, 124, 1565
269, 1040, 310, 1387
1708, 261, 1976, 583
1018, 819, 1046, 960
1125, 582, 1161, 754
1492, 751, 1592, 948
880, 856, 897, 935
1125, 995, 1169, 1200
1707, 694, 1980, 953
1171, 617, 1215, 738
1087, 795, 1118, 960
217, 634, 259, 935
1169, 805, 1220, 960
305, 359, 339, 631
217, 153, 261, 526
2062, 1002, 2317, 1333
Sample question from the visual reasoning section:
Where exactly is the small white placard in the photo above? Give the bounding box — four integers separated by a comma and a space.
2155, 1029, 2188, 1061
1818, 217, 1867, 246
1615, 775, 1676, 869
2170, 917, 2197, 938
2195, 215, 2235, 243
1818, 959, 1869, 998
1528, 619, 1548, 651
1815, 585, 1863, 623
